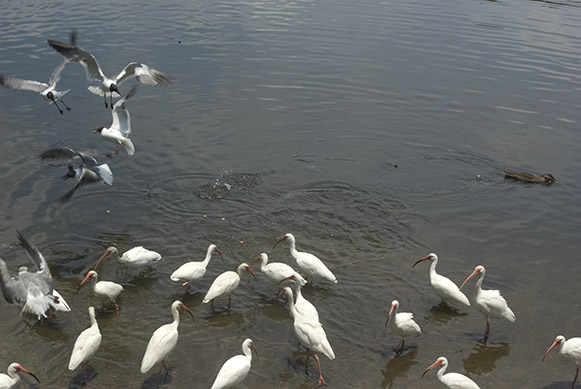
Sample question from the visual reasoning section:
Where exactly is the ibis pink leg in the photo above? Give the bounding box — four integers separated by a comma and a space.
81, 362, 88, 385
573, 367, 579, 389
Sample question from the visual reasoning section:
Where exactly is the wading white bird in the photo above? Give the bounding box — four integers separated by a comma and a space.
422, 356, 480, 388
140, 300, 194, 385
0, 230, 70, 320
0, 363, 40, 388
94, 246, 162, 271
385, 300, 421, 355
412, 253, 470, 307
250, 253, 303, 285
48, 32, 172, 109
203, 263, 257, 310
40, 147, 113, 203
273, 233, 337, 284
170, 244, 223, 293
459, 265, 515, 340
210, 338, 259, 389
0, 58, 71, 114
280, 286, 334, 387
77, 270, 124, 313
543, 335, 581, 388
69, 306, 102, 385
92, 86, 137, 157
278, 274, 317, 321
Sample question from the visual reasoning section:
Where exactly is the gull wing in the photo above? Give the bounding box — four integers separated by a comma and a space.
40, 147, 79, 161
16, 230, 50, 276
111, 86, 137, 136
0, 258, 27, 306
0, 75, 48, 93
116, 62, 172, 86
47, 39, 106, 82
48, 58, 70, 88
58, 167, 102, 203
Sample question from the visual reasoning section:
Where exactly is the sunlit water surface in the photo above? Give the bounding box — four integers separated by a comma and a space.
0, 0, 580, 387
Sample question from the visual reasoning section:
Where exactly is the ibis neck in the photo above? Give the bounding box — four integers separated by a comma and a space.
437, 362, 448, 380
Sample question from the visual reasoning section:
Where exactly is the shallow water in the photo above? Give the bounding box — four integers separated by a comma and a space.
0, 0, 580, 387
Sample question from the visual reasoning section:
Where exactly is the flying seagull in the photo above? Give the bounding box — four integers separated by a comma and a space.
93, 86, 137, 158
0, 230, 71, 321
0, 58, 72, 114
40, 147, 113, 203
47, 31, 172, 108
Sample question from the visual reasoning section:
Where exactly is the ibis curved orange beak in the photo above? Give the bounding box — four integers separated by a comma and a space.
273, 236, 287, 250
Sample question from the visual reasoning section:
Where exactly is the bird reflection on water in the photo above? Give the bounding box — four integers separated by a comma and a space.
462, 340, 510, 375
381, 347, 418, 388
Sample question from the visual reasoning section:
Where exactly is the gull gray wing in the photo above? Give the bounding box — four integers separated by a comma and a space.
115, 62, 172, 86
58, 167, 102, 203
16, 230, 50, 276
111, 86, 137, 136
49, 58, 70, 88
0, 75, 48, 93
0, 258, 27, 306
47, 39, 105, 82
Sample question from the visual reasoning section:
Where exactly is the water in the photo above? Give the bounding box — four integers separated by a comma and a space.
0, 0, 580, 387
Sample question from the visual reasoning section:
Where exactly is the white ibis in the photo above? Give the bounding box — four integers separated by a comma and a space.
170, 244, 223, 293
385, 300, 421, 355
412, 253, 470, 307
543, 335, 581, 388
0, 230, 70, 320
0, 58, 71, 114
94, 246, 162, 271
68, 306, 102, 385
422, 356, 481, 388
0, 363, 39, 388
278, 274, 317, 322
77, 270, 124, 313
92, 86, 137, 157
459, 265, 515, 341
210, 338, 259, 389
273, 233, 337, 284
40, 147, 113, 203
280, 286, 334, 386
140, 300, 194, 385
48, 31, 172, 109
203, 263, 257, 310
250, 253, 303, 285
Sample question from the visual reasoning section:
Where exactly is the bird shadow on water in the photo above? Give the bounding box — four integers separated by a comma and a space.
66, 365, 96, 388
140, 369, 174, 389
381, 348, 418, 388
203, 311, 245, 328
424, 302, 468, 324
542, 382, 576, 389
462, 340, 510, 375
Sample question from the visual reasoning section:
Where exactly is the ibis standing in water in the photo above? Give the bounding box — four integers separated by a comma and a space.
250, 253, 303, 285
140, 300, 194, 385
412, 253, 470, 307
422, 356, 481, 389
0, 230, 71, 320
543, 335, 581, 388
170, 244, 223, 293
77, 270, 124, 314
280, 286, 335, 386
69, 306, 102, 385
94, 246, 162, 272
385, 300, 421, 355
0, 363, 40, 388
273, 233, 337, 284
459, 265, 515, 341
203, 263, 257, 310
210, 338, 259, 389
278, 273, 317, 321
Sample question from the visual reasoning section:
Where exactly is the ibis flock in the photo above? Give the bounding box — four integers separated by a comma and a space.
0, 33, 578, 389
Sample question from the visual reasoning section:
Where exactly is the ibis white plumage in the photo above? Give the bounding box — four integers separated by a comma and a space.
543, 335, 581, 388
250, 253, 303, 285
203, 263, 257, 310
422, 356, 481, 389
210, 338, 258, 389
385, 300, 421, 354
69, 306, 102, 385
170, 244, 223, 293
94, 246, 162, 270
0, 363, 40, 388
140, 300, 194, 384
278, 274, 317, 322
77, 270, 124, 313
273, 233, 337, 284
280, 286, 334, 386
459, 265, 515, 341
413, 253, 470, 307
